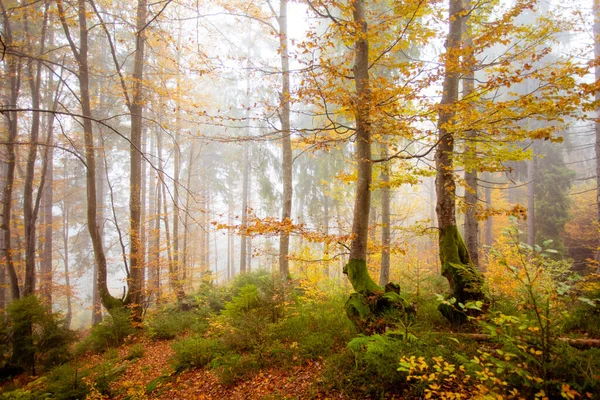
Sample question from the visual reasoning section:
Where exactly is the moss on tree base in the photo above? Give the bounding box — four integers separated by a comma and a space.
438, 226, 488, 324
343, 259, 415, 334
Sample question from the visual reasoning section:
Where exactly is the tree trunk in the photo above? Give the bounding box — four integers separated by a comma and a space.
527, 155, 536, 248
183, 143, 195, 286
462, 0, 479, 270
379, 142, 391, 286
484, 173, 493, 266
240, 143, 249, 274
22, 4, 49, 296
594, 0, 600, 272
1, 1, 21, 301
341, 0, 413, 335
148, 131, 161, 304
435, 0, 486, 324
40, 35, 58, 307
124, 0, 148, 320
278, 0, 293, 279
56, 0, 122, 313
62, 177, 72, 329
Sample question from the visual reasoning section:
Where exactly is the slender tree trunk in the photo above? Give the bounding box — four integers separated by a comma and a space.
594, 0, 600, 272
1, 2, 22, 301
227, 194, 234, 280
240, 144, 249, 274
62, 178, 72, 328
40, 109, 54, 307
124, 0, 148, 319
183, 144, 195, 285
462, 0, 479, 270
57, 0, 121, 313
527, 155, 535, 247
278, 0, 293, 279
379, 143, 391, 286
148, 131, 161, 304
40, 35, 58, 306
485, 174, 493, 248
22, 4, 49, 296
140, 133, 147, 300
435, 0, 486, 324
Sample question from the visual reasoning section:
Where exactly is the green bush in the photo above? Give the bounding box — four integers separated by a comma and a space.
1, 296, 75, 377
44, 364, 90, 400
146, 309, 208, 340
125, 343, 145, 360
171, 336, 224, 371
77, 308, 134, 354
212, 352, 259, 386
90, 360, 128, 395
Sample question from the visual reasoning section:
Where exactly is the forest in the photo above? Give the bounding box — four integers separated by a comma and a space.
0, 0, 600, 398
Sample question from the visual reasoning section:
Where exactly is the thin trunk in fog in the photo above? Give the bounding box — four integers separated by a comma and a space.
40, 25, 58, 306
240, 143, 249, 274
124, 0, 148, 319
148, 132, 161, 303
227, 193, 234, 280
40, 85, 56, 307
594, 0, 600, 272
159, 134, 184, 300
61, 160, 72, 328
173, 26, 182, 289
484, 173, 493, 266
278, 0, 293, 279
22, 3, 49, 296
140, 133, 147, 298
462, 0, 479, 270
57, 0, 120, 312
183, 144, 195, 285
527, 155, 535, 248
379, 143, 391, 287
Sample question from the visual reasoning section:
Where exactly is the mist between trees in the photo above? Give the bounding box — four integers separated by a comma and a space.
0, 0, 599, 379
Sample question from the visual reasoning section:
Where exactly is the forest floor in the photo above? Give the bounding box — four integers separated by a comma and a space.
93, 336, 351, 400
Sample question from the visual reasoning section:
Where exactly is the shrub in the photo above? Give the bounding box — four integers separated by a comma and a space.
77, 308, 135, 354
171, 336, 224, 371
44, 364, 90, 400
90, 360, 128, 396
125, 343, 145, 360
212, 352, 259, 386
146, 309, 208, 340
1, 296, 75, 377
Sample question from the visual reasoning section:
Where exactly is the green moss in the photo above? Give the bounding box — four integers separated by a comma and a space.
343, 259, 383, 295
438, 225, 487, 324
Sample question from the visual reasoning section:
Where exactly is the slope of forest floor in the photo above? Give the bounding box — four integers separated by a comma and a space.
1, 265, 600, 399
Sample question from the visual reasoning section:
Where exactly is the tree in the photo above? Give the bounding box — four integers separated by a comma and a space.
435, 0, 486, 324
276, 0, 293, 279
594, 0, 600, 272
56, 0, 122, 314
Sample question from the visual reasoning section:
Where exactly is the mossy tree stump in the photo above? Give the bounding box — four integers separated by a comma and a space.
343, 259, 415, 335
